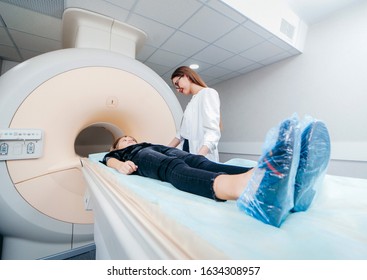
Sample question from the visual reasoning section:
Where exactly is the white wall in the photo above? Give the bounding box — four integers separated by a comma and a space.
216, 1, 367, 179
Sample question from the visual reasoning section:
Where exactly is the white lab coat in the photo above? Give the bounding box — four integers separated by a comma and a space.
177, 87, 221, 162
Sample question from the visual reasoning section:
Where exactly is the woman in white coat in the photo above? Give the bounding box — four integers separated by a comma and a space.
169, 66, 221, 162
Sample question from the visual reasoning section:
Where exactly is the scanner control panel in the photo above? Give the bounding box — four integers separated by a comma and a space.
0, 129, 44, 160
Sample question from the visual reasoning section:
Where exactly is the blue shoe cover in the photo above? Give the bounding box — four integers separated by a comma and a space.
292, 118, 330, 212
237, 115, 300, 227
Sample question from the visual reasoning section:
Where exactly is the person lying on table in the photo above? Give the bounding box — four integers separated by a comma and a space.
102, 115, 330, 227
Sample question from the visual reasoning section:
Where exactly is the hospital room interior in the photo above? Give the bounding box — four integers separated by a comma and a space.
0, 0, 366, 260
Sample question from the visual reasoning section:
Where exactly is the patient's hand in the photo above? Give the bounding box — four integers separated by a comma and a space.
107, 158, 138, 175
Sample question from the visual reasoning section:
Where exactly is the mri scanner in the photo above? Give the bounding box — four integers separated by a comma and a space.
1, 8, 367, 260
0, 9, 182, 259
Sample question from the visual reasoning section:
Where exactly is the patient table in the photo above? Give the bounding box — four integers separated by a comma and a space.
83, 154, 367, 259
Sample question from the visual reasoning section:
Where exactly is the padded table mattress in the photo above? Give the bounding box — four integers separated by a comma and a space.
82, 154, 367, 259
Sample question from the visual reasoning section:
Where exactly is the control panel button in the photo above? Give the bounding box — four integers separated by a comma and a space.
0, 129, 43, 160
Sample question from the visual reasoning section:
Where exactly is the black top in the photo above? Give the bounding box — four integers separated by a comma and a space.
101, 142, 153, 164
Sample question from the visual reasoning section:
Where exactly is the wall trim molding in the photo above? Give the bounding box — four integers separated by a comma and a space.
219, 141, 367, 162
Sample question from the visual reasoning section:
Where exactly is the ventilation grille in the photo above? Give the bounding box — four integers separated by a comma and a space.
280, 18, 295, 40
0, 0, 64, 18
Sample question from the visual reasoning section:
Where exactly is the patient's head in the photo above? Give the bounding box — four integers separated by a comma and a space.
111, 136, 138, 150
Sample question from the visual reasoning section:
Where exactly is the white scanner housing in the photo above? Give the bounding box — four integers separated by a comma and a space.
0, 8, 182, 259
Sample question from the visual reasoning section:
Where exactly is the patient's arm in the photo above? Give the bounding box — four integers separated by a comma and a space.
106, 158, 138, 175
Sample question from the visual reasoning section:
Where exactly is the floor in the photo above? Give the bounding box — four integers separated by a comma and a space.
0, 240, 96, 260
41, 243, 97, 260
65, 249, 96, 260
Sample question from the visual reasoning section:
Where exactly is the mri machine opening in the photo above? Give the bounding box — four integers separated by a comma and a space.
0, 48, 183, 259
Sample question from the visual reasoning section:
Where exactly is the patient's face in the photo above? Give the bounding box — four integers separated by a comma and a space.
116, 136, 137, 149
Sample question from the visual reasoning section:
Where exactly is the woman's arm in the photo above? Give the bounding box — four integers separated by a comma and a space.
106, 158, 138, 175
197, 145, 210, 157
167, 137, 181, 148
200, 89, 221, 153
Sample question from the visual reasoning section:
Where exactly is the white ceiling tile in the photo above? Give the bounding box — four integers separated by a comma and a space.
218, 54, 254, 71
244, 20, 274, 39
19, 48, 42, 60
180, 6, 237, 42
238, 62, 263, 74
214, 25, 265, 54
205, 78, 221, 86
134, 0, 202, 28
160, 31, 207, 57
1, 0, 64, 18
268, 36, 293, 51
181, 58, 213, 72
197, 72, 215, 82
240, 41, 285, 62
208, 72, 243, 86
0, 44, 21, 61
127, 13, 175, 47
104, 0, 138, 10
65, 0, 129, 22
200, 65, 233, 78
0, 27, 13, 46
136, 44, 158, 61
1, 4, 62, 40
10, 30, 61, 53
220, 71, 243, 80
144, 61, 173, 76
146, 49, 186, 68
161, 75, 173, 86
193, 44, 234, 64
207, 0, 248, 23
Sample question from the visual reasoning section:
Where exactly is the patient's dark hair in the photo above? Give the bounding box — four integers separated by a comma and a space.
111, 136, 137, 150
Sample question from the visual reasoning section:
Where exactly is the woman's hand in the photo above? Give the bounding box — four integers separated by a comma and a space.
107, 158, 138, 175
198, 145, 209, 157
167, 137, 180, 148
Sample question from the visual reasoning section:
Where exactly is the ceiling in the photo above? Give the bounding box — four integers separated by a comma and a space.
0, 0, 363, 86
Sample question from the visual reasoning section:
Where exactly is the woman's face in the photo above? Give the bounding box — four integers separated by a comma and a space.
172, 75, 190, 95
116, 136, 137, 149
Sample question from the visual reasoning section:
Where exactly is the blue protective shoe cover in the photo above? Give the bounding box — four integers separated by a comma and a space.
237, 115, 300, 227
292, 117, 331, 212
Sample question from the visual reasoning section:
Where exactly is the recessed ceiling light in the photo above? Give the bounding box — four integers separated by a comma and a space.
189, 64, 199, 69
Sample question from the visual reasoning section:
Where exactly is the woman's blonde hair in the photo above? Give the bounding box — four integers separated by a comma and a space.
171, 66, 223, 130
